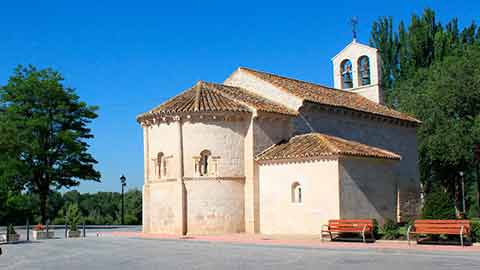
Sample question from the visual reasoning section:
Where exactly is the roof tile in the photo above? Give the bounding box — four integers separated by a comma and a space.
239, 67, 420, 124
137, 81, 296, 122
256, 133, 401, 161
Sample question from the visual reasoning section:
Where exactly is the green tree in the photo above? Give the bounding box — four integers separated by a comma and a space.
370, 8, 480, 217
422, 189, 456, 219
124, 189, 142, 225
66, 204, 81, 231
0, 65, 101, 223
396, 47, 480, 214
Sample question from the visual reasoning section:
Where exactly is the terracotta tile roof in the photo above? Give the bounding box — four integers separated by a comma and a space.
202, 82, 297, 116
137, 81, 296, 121
239, 67, 420, 124
256, 133, 401, 161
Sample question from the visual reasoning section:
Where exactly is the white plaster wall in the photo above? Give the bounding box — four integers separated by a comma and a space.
258, 159, 340, 235
182, 119, 249, 178
224, 69, 303, 110
294, 104, 420, 220
185, 180, 245, 234
332, 42, 381, 89
332, 42, 382, 103
243, 115, 294, 233
339, 157, 398, 222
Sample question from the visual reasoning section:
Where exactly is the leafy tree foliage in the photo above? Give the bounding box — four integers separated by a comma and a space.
370, 8, 480, 217
0, 189, 142, 226
422, 189, 456, 219
0, 65, 101, 223
66, 204, 81, 231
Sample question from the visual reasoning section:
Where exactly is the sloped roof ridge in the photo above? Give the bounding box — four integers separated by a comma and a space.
255, 132, 401, 161
238, 67, 353, 95
238, 67, 420, 124
202, 81, 297, 115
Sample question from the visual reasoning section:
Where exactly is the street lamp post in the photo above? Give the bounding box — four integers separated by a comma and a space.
120, 175, 127, 225
459, 171, 465, 215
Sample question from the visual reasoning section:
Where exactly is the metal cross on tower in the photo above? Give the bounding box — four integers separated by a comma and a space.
351, 16, 358, 41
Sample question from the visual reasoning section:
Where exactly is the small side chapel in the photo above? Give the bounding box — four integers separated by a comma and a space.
137, 39, 421, 235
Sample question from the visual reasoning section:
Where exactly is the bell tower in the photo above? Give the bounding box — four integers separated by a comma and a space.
331, 24, 383, 104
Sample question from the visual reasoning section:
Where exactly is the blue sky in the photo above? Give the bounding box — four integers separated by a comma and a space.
0, 1, 478, 193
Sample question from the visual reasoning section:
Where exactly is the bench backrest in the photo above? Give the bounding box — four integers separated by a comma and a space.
414, 220, 470, 234
328, 219, 374, 232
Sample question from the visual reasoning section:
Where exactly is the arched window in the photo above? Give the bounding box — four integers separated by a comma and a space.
199, 150, 211, 176
340, 59, 353, 89
358, 56, 371, 86
156, 152, 164, 179
291, 182, 302, 203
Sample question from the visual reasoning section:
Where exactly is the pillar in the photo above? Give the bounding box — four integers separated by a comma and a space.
174, 116, 187, 235
244, 118, 260, 233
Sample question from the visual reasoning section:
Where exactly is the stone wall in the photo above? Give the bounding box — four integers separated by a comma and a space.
253, 115, 294, 155
146, 122, 180, 181
224, 69, 303, 110
184, 179, 245, 234
294, 103, 421, 221
143, 116, 250, 234
339, 157, 398, 222
258, 158, 340, 234
182, 118, 249, 178
243, 115, 294, 233
143, 181, 180, 233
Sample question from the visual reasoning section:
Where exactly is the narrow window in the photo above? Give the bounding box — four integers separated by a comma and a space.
156, 152, 164, 179
162, 158, 167, 178
340, 59, 353, 89
291, 182, 302, 203
199, 150, 211, 176
358, 56, 371, 86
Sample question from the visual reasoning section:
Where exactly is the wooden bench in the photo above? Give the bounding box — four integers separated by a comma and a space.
407, 220, 471, 246
321, 219, 375, 243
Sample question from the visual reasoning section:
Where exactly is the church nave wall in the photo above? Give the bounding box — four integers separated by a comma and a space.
294, 103, 420, 221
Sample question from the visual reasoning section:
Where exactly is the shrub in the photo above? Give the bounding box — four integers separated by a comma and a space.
7, 224, 16, 235
422, 189, 456, 219
372, 219, 380, 239
471, 219, 480, 243
379, 219, 400, 240
6, 224, 17, 242
66, 204, 81, 232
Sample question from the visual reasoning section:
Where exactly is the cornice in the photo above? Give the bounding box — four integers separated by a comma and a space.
138, 111, 251, 127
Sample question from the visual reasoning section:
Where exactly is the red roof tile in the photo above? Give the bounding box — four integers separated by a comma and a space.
256, 133, 401, 161
137, 81, 296, 122
239, 67, 420, 124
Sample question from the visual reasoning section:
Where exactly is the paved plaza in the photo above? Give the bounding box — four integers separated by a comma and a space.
1, 232, 480, 270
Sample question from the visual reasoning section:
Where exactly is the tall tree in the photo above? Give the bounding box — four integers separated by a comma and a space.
396, 47, 480, 215
370, 8, 480, 217
0, 65, 101, 223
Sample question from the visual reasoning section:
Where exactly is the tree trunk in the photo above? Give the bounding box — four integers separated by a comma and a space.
39, 191, 49, 224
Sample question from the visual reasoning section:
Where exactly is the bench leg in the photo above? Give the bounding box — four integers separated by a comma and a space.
406, 225, 412, 246
361, 231, 366, 243
460, 233, 464, 247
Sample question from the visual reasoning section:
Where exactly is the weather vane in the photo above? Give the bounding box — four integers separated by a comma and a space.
351, 16, 358, 41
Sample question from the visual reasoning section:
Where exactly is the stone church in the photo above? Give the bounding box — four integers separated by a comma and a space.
137, 40, 421, 235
